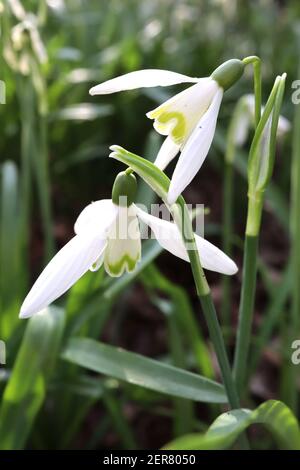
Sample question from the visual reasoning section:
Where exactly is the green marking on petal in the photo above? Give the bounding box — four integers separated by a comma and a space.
104, 206, 142, 277
150, 109, 186, 145
104, 252, 140, 277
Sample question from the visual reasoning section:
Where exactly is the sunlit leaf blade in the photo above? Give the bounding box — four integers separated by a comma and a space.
0, 307, 65, 450
165, 400, 300, 450
62, 338, 227, 403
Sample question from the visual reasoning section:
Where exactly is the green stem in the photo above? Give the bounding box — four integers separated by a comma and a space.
243, 55, 261, 127
233, 75, 286, 394
173, 201, 240, 409
233, 233, 259, 393
233, 193, 263, 393
221, 58, 261, 331
173, 201, 250, 449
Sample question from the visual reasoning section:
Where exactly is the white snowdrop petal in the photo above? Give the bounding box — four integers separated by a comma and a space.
89, 69, 199, 95
74, 199, 118, 236
136, 207, 237, 275
167, 87, 223, 204
136, 207, 188, 261
194, 235, 238, 275
154, 137, 180, 170
19, 233, 107, 318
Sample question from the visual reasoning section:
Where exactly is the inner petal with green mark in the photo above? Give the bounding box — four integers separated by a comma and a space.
104, 206, 141, 277
147, 78, 219, 146
152, 110, 186, 145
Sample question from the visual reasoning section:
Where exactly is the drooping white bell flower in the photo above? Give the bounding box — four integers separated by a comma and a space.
89, 60, 245, 204
19, 173, 237, 319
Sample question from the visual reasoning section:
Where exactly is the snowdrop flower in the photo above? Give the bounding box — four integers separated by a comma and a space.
233, 94, 290, 147
89, 60, 245, 204
20, 172, 237, 318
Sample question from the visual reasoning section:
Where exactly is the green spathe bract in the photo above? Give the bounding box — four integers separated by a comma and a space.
112, 170, 137, 206
211, 59, 245, 90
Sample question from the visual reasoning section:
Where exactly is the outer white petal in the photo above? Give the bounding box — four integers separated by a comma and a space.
89, 69, 199, 95
168, 87, 223, 204
19, 233, 107, 318
154, 137, 180, 170
136, 207, 237, 275
74, 199, 118, 236
194, 235, 238, 275
136, 207, 187, 259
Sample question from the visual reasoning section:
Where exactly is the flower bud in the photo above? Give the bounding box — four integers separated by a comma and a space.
112, 171, 137, 207
211, 59, 245, 91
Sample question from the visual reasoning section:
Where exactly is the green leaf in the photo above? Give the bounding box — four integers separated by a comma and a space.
62, 338, 227, 404
0, 307, 65, 450
165, 400, 300, 450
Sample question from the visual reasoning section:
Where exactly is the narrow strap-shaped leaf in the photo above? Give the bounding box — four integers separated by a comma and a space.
0, 307, 65, 450
61, 338, 227, 403
165, 400, 300, 450
0, 161, 22, 339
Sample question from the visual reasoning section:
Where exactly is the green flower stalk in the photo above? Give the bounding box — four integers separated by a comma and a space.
233, 73, 287, 394
221, 98, 249, 327
221, 94, 290, 328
